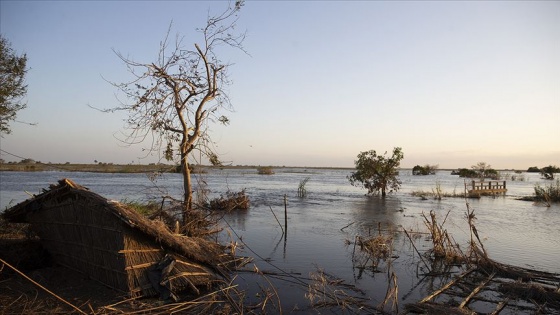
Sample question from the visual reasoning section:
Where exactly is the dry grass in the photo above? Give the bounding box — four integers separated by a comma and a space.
533, 178, 560, 206
421, 210, 465, 263
407, 202, 560, 314
349, 226, 395, 274
357, 234, 393, 261
411, 189, 466, 200
305, 267, 375, 313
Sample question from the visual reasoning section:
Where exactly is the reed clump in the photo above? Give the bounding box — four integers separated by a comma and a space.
349, 223, 396, 274
412, 185, 465, 200
533, 178, 560, 206
305, 267, 373, 312
208, 189, 250, 212
297, 177, 310, 198
357, 234, 393, 261
421, 210, 464, 263
407, 203, 560, 314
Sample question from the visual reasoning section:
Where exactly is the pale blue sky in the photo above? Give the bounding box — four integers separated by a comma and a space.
1, 1, 558, 169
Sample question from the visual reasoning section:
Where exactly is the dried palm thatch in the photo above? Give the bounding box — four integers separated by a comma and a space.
2, 179, 229, 299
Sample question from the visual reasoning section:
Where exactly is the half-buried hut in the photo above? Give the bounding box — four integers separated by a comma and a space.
2, 178, 226, 300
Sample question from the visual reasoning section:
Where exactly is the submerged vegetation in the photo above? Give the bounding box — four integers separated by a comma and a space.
297, 177, 310, 198
517, 178, 560, 205
208, 189, 250, 211
526, 165, 559, 180
257, 166, 275, 175
406, 204, 560, 314
411, 181, 465, 200
540, 165, 560, 180
533, 179, 560, 206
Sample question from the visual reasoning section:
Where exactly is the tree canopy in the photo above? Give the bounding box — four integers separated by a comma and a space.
0, 35, 28, 135
348, 147, 404, 197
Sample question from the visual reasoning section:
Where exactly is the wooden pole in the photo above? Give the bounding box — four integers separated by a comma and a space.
284, 194, 288, 237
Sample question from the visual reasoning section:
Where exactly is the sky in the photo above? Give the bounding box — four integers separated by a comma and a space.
0, 1, 558, 169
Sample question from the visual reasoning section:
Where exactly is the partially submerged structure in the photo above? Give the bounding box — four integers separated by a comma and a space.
2, 179, 227, 299
465, 180, 507, 197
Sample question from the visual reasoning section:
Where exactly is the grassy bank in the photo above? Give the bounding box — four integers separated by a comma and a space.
0, 163, 354, 174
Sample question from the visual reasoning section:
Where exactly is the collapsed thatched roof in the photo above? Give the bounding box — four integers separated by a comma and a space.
2, 178, 224, 267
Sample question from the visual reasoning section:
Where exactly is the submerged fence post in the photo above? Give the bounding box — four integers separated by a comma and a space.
284, 194, 288, 237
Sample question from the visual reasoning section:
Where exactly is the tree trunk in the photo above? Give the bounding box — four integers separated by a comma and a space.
181, 151, 193, 227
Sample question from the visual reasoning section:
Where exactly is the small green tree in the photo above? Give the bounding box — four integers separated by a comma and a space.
0, 35, 28, 135
348, 147, 404, 197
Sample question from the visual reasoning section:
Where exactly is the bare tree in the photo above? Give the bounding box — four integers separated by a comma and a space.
106, 1, 245, 226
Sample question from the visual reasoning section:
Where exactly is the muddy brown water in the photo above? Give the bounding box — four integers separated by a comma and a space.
1, 169, 559, 312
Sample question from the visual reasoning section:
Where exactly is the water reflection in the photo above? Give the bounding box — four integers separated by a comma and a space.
350, 195, 402, 230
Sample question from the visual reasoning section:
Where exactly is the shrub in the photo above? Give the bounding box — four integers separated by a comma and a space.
412, 164, 438, 175
209, 189, 250, 211
257, 166, 274, 175
540, 165, 560, 180
453, 166, 498, 179
453, 168, 478, 178
533, 179, 560, 205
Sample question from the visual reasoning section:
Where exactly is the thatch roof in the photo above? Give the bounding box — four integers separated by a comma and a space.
2, 178, 224, 268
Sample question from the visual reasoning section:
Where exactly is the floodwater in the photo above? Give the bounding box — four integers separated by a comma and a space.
1, 169, 559, 312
